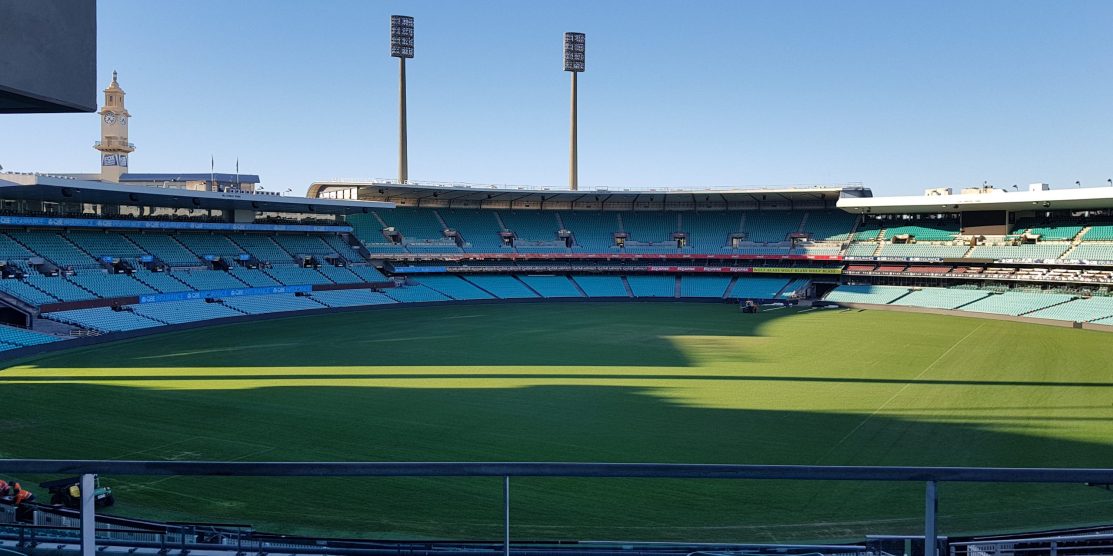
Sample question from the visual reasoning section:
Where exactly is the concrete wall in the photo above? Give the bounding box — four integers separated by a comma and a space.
0, 0, 97, 113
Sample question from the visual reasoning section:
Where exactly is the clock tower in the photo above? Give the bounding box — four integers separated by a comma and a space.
95, 71, 134, 182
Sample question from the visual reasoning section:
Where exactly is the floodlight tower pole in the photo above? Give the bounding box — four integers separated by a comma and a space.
399, 57, 408, 184
391, 15, 415, 184
570, 71, 578, 192
563, 32, 585, 191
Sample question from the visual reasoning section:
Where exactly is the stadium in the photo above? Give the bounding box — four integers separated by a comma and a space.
5, 3, 1113, 556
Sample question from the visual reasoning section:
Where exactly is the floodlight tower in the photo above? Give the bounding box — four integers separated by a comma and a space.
391, 15, 414, 184
563, 32, 585, 191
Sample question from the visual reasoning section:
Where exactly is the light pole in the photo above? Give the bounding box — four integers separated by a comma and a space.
564, 32, 585, 191
391, 15, 414, 184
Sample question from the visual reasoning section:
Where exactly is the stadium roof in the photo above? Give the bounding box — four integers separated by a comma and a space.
119, 173, 262, 184
837, 186, 1113, 213
308, 180, 871, 205
0, 174, 392, 214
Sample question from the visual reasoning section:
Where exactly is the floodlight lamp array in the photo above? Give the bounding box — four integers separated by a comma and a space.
391, 15, 415, 58
563, 32, 585, 72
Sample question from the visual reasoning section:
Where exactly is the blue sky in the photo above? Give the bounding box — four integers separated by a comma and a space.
4, 0, 1113, 196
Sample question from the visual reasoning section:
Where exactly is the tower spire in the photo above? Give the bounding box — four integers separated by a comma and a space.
96, 72, 133, 182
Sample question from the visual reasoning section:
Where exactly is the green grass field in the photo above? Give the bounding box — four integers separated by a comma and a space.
3, 302, 1113, 542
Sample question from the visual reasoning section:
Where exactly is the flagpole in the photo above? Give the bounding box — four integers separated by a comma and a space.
210, 155, 215, 191
236, 158, 240, 189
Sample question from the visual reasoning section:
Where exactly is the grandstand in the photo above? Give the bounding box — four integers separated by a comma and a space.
3, 173, 1113, 553
0, 175, 1112, 370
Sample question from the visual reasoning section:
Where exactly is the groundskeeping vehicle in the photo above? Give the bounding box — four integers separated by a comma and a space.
40, 475, 115, 509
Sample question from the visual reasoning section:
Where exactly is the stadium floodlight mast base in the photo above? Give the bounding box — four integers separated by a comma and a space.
564, 32, 585, 191
390, 15, 414, 184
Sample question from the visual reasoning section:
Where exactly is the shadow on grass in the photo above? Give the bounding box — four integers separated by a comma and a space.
6, 381, 1113, 543
9, 303, 790, 369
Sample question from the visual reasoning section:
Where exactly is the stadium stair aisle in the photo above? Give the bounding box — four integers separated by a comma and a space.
567, 275, 588, 297
132, 270, 191, 294
824, 284, 912, 305
728, 277, 792, 300
129, 299, 245, 324
0, 324, 60, 349
382, 284, 452, 303
462, 275, 539, 298
219, 293, 328, 315
887, 287, 994, 310
679, 275, 733, 298
42, 307, 163, 332
412, 275, 494, 300
517, 275, 584, 298
625, 275, 675, 298
570, 275, 629, 297
309, 289, 399, 308
958, 291, 1075, 316
124, 233, 201, 266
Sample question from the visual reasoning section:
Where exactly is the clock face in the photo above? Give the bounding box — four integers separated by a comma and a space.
119, 115, 127, 126
103, 113, 116, 124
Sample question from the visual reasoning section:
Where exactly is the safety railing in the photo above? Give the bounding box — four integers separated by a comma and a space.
2, 460, 1113, 556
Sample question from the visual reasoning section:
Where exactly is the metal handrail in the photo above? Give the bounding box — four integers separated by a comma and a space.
5, 460, 1112, 556
2, 460, 1113, 482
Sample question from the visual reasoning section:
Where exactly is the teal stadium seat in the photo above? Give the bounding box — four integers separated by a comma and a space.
12, 231, 98, 268
231, 235, 293, 263
228, 266, 281, 287
0, 324, 60, 347
560, 211, 620, 252
415, 275, 494, 300
171, 269, 247, 291
464, 275, 539, 298
384, 284, 452, 303
440, 209, 505, 252
315, 265, 365, 284
571, 275, 628, 297
25, 275, 97, 302
348, 265, 388, 282
130, 299, 245, 324
67, 271, 156, 298
518, 275, 583, 298
1025, 296, 1113, 322
220, 293, 326, 315
679, 276, 731, 298
124, 233, 199, 266
263, 265, 333, 286
887, 287, 993, 309
958, 291, 1074, 316
743, 212, 804, 243
0, 278, 60, 305
824, 284, 910, 304
626, 275, 675, 298
309, 289, 398, 308
680, 211, 740, 252
174, 233, 245, 260
728, 277, 791, 299
43, 307, 162, 332
132, 270, 190, 293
